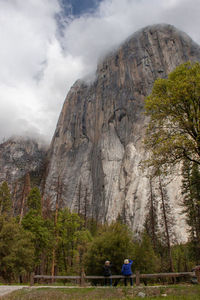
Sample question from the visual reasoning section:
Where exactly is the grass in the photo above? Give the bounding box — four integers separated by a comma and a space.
1, 285, 200, 300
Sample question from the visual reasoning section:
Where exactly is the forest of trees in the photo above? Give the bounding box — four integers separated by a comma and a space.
0, 175, 199, 284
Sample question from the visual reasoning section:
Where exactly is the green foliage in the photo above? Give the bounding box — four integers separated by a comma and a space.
27, 187, 41, 212
0, 217, 34, 281
0, 177, 199, 282
144, 177, 159, 251
145, 61, 200, 171
0, 181, 12, 217
133, 232, 159, 273
182, 160, 200, 263
172, 243, 194, 272
85, 218, 100, 237
22, 188, 53, 268
84, 222, 134, 275
22, 210, 53, 267
55, 208, 92, 275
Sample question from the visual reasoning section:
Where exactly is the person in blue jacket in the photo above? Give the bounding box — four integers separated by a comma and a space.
121, 259, 133, 286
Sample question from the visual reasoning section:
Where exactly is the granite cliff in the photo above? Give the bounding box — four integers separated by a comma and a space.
1, 24, 200, 240
43, 24, 200, 239
0, 137, 47, 213
0, 137, 46, 183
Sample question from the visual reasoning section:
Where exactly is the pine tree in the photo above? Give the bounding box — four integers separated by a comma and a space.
182, 160, 200, 263
27, 187, 41, 213
145, 176, 159, 251
22, 187, 52, 271
0, 218, 34, 282
158, 175, 175, 272
12, 180, 18, 216
56, 208, 84, 275
19, 173, 31, 224
0, 181, 12, 217
133, 232, 159, 274
172, 243, 193, 272
83, 187, 88, 227
51, 175, 63, 279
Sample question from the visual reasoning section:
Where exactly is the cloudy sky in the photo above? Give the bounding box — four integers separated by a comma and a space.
0, 0, 200, 143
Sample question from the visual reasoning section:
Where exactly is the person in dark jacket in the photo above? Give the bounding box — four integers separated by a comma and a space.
121, 259, 133, 286
103, 261, 112, 286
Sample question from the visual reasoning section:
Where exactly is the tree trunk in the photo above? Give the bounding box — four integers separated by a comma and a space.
12, 180, 18, 216
149, 177, 156, 250
159, 175, 174, 272
19, 173, 30, 224
84, 188, 88, 227
51, 176, 61, 281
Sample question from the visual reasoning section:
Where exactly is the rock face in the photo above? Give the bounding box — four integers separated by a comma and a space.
0, 136, 47, 214
44, 24, 200, 239
0, 137, 47, 185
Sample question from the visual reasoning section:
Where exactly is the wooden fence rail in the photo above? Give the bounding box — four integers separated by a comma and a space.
32, 270, 200, 286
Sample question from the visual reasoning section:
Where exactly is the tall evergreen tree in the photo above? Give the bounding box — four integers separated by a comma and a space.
133, 232, 159, 274
145, 176, 159, 251
0, 182, 12, 217
27, 187, 42, 212
51, 175, 63, 279
172, 243, 193, 272
55, 208, 89, 275
158, 175, 176, 272
0, 218, 34, 282
19, 173, 31, 224
182, 160, 200, 263
22, 187, 52, 271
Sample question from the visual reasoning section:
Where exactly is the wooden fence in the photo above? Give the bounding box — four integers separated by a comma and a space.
31, 269, 200, 286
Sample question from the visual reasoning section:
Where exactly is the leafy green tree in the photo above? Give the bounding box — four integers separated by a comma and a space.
144, 62, 200, 170
84, 222, 135, 275
0, 182, 12, 217
0, 217, 34, 282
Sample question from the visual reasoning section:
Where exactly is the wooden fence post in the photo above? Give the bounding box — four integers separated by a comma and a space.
136, 271, 140, 286
30, 272, 34, 286
195, 267, 200, 284
80, 270, 85, 286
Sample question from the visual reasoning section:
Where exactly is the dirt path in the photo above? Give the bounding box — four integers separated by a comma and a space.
0, 285, 29, 297
0, 286, 96, 297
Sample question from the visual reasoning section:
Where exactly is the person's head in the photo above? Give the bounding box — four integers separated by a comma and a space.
105, 260, 110, 266
124, 259, 129, 264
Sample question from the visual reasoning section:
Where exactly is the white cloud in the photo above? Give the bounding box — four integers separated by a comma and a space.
0, 0, 200, 143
